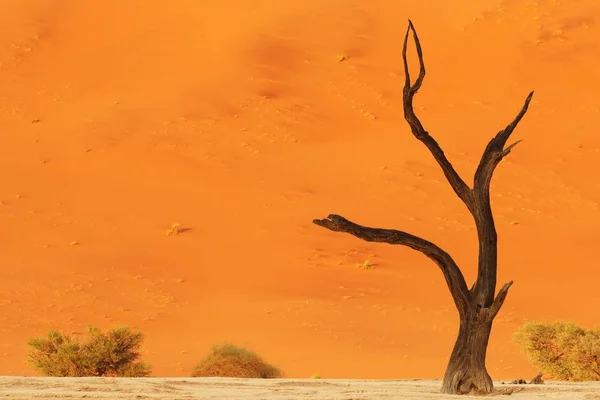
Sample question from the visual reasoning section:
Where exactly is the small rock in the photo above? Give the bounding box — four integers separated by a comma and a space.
529, 372, 544, 384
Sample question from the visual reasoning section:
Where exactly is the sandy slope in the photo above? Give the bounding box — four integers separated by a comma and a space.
2, 377, 600, 400
0, 0, 599, 380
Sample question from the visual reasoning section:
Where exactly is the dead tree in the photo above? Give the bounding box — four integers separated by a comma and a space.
313, 20, 533, 395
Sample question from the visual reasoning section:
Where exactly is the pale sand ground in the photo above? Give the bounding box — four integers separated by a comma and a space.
1, 377, 600, 400
1, 0, 599, 381
0, 377, 600, 400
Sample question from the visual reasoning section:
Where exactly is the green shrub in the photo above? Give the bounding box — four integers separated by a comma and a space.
514, 321, 600, 381
191, 343, 281, 378
27, 326, 151, 377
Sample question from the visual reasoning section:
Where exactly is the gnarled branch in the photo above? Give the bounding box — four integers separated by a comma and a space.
487, 281, 513, 320
313, 214, 472, 315
402, 20, 473, 208
469, 92, 533, 307
473, 92, 534, 196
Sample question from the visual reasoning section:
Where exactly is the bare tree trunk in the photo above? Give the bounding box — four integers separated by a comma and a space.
442, 308, 494, 394
443, 281, 512, 394
313, 20, 532, 395
441, 279, 511, 394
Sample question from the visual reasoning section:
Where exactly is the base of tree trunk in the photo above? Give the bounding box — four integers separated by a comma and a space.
441, 367, 493, 395
440, 311, 495, 395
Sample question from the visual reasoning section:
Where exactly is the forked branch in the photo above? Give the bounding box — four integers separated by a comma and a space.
402, 20, 473, 208
469, 92, 532, 307
473, 91, 534, 195
313, 214, 472, 314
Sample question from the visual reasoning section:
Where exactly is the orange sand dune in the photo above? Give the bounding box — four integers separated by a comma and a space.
1, 0, 599, 379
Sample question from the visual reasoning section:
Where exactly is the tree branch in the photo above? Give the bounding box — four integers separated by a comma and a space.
487, 281, 513, 320
502, 139, 522, 157
402, 20, 473, 207
469, 93, 532, 308
473, 92, 534, 194
313, 214, 472, 314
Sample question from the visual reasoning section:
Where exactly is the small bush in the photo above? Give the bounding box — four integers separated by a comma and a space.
191, 343, 281, 378
514, 321, 600, 381
28, 326, 151, 377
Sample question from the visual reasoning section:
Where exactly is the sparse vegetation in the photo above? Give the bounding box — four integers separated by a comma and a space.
514, 321, 600, 381
310, 373, 322, 379
358, 260, 374, 269
27, 326, 151, 377
191, 344, 281, 378
167, 223, 182, 236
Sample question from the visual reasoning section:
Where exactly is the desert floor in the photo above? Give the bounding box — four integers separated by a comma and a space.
1, 0, 599, 380
2, 377, 600, 400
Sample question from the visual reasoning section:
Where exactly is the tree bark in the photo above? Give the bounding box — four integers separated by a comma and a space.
441, 281, 512, 394
442, 310, 494, 395
312, 19, 532, 395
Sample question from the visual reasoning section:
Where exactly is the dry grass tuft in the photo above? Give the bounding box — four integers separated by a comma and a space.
191, 344, 281, 378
